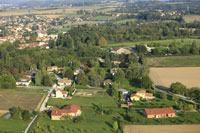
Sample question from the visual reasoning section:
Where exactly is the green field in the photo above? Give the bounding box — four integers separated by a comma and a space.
145, 55, 200, 67
107, 38, 200, 48
58, 27, 71, 33
63, 14, 82, 18
114, 19, 136, 24
89, 15, 112, 21
0, 117, 29, 133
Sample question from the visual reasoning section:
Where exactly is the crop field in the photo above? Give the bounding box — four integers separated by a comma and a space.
89, 15, 112, 21
123, 125, 200, 133
184, 15, 200, 23
0, 89, 46, 111
114, 19, 136, 24
150, 67, 200, 88
146, 55, 200, 67
107, 38, 200, 48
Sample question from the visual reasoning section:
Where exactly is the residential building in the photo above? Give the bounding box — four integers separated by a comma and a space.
51, 89, 68, 98
57, 78, 72, 87
47, 66, 64, 72
103, 79, 113, 86
16, 77, 31, 86
130, 89, 154, 101
51, 104, 82, 120
143, 107, 175, 118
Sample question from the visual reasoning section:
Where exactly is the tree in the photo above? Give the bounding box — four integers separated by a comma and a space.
42, 75, 52, 86
76, 72, 88, 85
63, 68, 74, 80
49, 40, 56, 49
160, 93, 167, 100
64, 35, 74, 48
98, 36, 107, 46
111, 82, 119, 98
112, 121, 119, 131
56, 33, 65, 46
170, 82, 187, 95
23, 110, 31, 121
88, 72, 103, 87
140, 76, 152, 89
114, 69, 125, 84
0, 74, 16, 89
11, 107, 23, 120
35, 70, 42, 86
172, 95, 178, 101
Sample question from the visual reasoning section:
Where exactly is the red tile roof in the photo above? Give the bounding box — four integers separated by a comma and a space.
144, 107, 175, 116
51, 104, 81, 116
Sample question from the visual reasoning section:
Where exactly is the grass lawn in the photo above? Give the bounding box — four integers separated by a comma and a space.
145, 55, 200, 67
107, 38, 200, 48
0, 117, 29, 133
31, 95, 122, 132
47, 96, 118, 108
58, 27, 71, 33
89, 15, 111, 21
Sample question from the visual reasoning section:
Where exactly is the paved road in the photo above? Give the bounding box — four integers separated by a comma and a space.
39, 89, 53, 112
152, 84, 197, 104
24, 115, 38, 133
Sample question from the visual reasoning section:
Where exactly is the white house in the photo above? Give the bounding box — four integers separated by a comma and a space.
16, 77, 31, 86
51, 89, 68, 98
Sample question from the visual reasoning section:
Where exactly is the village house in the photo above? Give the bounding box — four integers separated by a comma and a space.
130, 89, 154, 101
16, 77, 32, 86
143, 107, 176, 118
57, 78, 72, 87
47, 66, 64, 72
103, 79, 113, 86
51, 104, 82, 120
51, 89, 68, 98
110, 68, 119, 76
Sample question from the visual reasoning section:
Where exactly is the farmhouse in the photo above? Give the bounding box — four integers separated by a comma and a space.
57, 78, 72, 87
51, 104, 82, 120
16, 77, 31, 86
51, 89, 68, 98
143, 107, 175, 118
130, 89, 154, 101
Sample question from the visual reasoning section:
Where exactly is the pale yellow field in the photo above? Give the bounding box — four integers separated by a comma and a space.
184, 15, 200, 23
150, 67, 200, 88
0, 6, 97, 17
124, 125, 200, 133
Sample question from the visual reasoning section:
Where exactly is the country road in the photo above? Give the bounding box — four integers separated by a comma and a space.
152, 84, 197, 104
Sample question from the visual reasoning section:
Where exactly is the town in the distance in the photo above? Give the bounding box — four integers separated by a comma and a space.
0, 0, 200, 133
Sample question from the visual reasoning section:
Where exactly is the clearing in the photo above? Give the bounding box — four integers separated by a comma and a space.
150, 67, 200, 88
184, 15, 200, 23
123, 125, 200, 133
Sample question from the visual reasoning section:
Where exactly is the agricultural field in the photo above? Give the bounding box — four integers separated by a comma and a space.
184, 15, 200, 23
107, 38, 200, 48
146, 55, 200, 67
150, 67, 200, 88
0, 88, 46, 111
89, 15, 112, 21
123, 125, 200, 133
